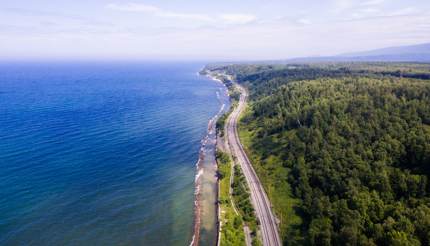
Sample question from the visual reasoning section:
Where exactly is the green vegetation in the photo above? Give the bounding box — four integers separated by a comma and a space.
232, 165, 257, 230
216, 80, 241, 137
210, 63, 430, 245
217, 149, 261, 246
239, 126, 303, 243
215, 90, 260, 245
230, 89, 242, 102
217, 151, 246, 246
216, 113, 228, 137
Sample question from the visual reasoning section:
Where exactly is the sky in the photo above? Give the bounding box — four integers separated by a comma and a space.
0, 0, 429, 61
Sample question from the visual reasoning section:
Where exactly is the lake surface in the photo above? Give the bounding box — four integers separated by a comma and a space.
0, 62, 226, 245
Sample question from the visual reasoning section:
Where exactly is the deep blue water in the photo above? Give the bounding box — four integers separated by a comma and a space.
0, 62, 225, 245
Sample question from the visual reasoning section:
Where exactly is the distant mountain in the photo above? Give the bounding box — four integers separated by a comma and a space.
341, 43, 430, 57
287, 43, 430, 63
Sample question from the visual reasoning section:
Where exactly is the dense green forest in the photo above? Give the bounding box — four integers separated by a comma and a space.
209, 63, 430, 245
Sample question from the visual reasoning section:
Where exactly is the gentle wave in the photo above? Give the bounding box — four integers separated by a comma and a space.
0, 62, 226, 245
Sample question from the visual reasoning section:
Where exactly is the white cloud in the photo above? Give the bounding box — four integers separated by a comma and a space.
333, 0, 384, 14
332, 0, 355, 12
347, 6, 420, 21
360, 8, 379, 14
106, 3, 212, 21
219, 14, 256, 24
296, 18, 312, 25
156, 11, 212, 21
389, 7, 418, 16
106, 3, 160, 13
4, 0, 429, 60
106, 3, 256, 24
361, 0, 385, 6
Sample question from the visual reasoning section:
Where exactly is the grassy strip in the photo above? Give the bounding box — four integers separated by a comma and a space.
238, 107, 303, 244
232, 165, 256, 225
217, 151, 246, 246
231, 165, 262, 246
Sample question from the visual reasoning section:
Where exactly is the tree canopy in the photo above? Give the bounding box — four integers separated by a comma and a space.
208, 63, 430, 245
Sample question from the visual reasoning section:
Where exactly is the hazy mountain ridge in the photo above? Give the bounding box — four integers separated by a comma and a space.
341, 43, 430, 57
287, 43, 430, 63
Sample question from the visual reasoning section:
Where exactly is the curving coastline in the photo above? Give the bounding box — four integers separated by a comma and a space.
191, 71, 230, 246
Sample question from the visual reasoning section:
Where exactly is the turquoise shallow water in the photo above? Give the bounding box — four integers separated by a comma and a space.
0, 62, 225, 245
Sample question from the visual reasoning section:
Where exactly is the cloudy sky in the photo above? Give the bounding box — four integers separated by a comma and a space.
1, 0, 429, 60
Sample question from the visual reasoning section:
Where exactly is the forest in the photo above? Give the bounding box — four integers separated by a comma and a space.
209, 63, 430, 245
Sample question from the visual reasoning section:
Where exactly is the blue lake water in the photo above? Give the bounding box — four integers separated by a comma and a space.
0, 62, 225, 245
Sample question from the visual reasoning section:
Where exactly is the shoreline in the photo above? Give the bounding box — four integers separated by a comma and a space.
207, 72, 228, 246
191, 69, 230, 246
204, 69, 262, 246
203, 69, 248, 246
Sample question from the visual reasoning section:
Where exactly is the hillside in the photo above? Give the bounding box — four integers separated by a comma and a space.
207, 63, 430, 245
